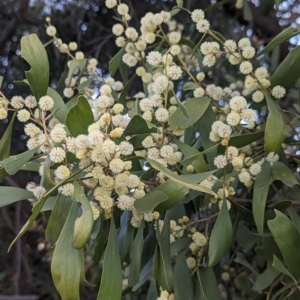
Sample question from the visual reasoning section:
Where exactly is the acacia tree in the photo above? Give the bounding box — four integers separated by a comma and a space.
1, 0, 300, 299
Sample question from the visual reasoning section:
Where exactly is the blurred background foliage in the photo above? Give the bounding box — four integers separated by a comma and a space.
0, 0, 299, 298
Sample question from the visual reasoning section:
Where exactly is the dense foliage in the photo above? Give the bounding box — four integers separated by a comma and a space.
1, 0, 300, 299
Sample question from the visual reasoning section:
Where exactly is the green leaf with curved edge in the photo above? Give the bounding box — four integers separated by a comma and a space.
124, 115, 157, 135
1, 145, 41, 175
78, 77, 94, 93
181, 144, 219, 167
264, 93, 284, 153
47, 87, 68, 124
132, 259, 153, 292
109, 47, 125, 76
21, 34, 49, 100
41, 196, 56, 212
256, 27, 300, 58
51, 201, 82, 300
147, 158, 216, 196
174, 251, 194, 300
268, 210, 300, 280
118, 210, 134, 261
8, 163, 92, 252
208, 199, 233, 267
0, 113, 15, 160
0, 187, 33, 207
218, 131, 264, 152
72, 180, 94, 249
128, 220, 145, 286
171, 91, 188, 118
134, 190, 168, 213
272, 255, 295, 280
243, 1, 253, 21
154, 180, 189, 212
168, 97, 210, 129
252, 262, 280, 292
196, 268, 221, 300
92, 215, 109, 262
66, 95, 94, 137
45, 194, 73, 246
287, 206, 300, 235
253, 161, 271, 235
153, 212, 174, 292
272, 161, 299, 187
41, 155, 55, 190
65, 59, 87, 87
119, 74, 137, 105
196, 103, 217, 169
97, 217, 122, 300
234, 254, 259, 276
0, 113, 15, 182
271, 46, 300, 90
183, 81, 199, 91
173, 138, 198, 158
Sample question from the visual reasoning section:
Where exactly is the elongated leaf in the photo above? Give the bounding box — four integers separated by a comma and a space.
243, 1, 252, 21
66, 95, 94, 137
208, 199, 233, 267
118, 210, 134, 261
0, 114, 15, 182
134, 190, 168, 213
128, 221, 145, 286
65, 59, 87, 87
147, 158, 216, 196
253, 161, 271, 234
51, 202, 82, 300
124, 115, 157, 135
272, 255, 295, 280
92, 216, 109, 262
1, 145, 40, 175
272, 162, 299, 187
40, 155, 55, 190
132, 259, 153, 292
268, 210, 300, 280
47, 87, 68, 124
252, 262, 280, 292
72, 180, 94, 249
0, 187, 33, 207
97, 217, 122, 300
182, 81, 199, 91
153, 213, 174, 292
271, 46, 300, 90
8, 165, 91, 251
0, 114, 15, 160
168, 97, 210, 129
78, 77, 94, 93
154, 180, 189, 212
196, 268, 221, 300
109, 47, 125, 76
218, 131, 264, 152
174, 251, 194, 300
21, 34, 49, 100
256, 27, 300, 58
264, 93, 284, 153
173, 138, 198, 158
287, 206, 300, 235
46, 194, 73, 246
196, 103, 217, 169
119, 74, 136, 105
234, 255, 259, 276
